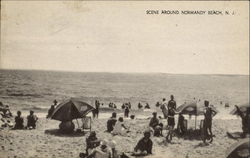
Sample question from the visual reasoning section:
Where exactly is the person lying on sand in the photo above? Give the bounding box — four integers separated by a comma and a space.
86, 131, 101, 155
235, 105, 250, 138
86, 140, 112, 158
107, 112, 117, 132
26, 110, 38, 129
13, 111, 24, 130
133, 130, 153, 156
112, 117, 130, 136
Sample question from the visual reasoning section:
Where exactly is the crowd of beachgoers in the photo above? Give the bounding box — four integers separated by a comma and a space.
0, 95, 249, 158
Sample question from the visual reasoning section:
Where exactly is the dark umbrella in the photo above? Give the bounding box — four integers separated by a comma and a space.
176, 102, 218, 129
230, 103, 250, 115
177, 102, 218, 116
51, 98, 95, 122
226, 138, 250, 158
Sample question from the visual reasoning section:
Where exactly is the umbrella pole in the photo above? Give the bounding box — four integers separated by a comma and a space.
76, 119, 80, 128
195, 115, 197, 130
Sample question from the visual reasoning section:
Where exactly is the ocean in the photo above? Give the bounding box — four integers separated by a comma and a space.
0, 69, 249, 114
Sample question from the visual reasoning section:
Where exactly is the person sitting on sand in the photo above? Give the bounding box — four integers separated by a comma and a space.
107, 112, 117, 132
203, 100, 217, 143
13, 111, 24, 130
26, 110, 38, 129
149, 112, 159, 133
154, 123, 163, 137
133, 130, 153, 156
86, 131, 101, 155
112, 117, 129, 136
168, 95, 176, 110
86, 140, 112, 158
235, 105, 250, 138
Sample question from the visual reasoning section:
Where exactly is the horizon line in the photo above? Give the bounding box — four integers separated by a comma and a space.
0, 68, 249, 76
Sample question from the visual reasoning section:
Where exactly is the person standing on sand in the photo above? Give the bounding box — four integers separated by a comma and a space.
124, 106, 129, 118
166, 105, 178, 142
168, 95, 176, 110
13, 111, 24, 129
160, 98, 168, 119
95, 100, 100, 118
26, 110, 38, 129
203, 100, 217, 143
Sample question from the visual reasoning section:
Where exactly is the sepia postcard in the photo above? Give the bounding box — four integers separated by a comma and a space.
0, 1, 249, 158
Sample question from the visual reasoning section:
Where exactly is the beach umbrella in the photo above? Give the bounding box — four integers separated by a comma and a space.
176, 102, 198, 115
176, 102, 218, 129
51, 98, 95, 122
230, 103, 250, 115
176, 102, 218, 116
226, 138, 250, 158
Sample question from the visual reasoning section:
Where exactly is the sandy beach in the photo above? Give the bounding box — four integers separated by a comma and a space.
0, 110, 245, 158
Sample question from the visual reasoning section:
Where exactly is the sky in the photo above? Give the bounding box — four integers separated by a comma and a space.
1, 1, 249, 74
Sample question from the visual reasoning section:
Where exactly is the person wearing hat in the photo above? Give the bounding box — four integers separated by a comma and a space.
86, 139, 111, 158
26, 110, 38, 129
107, 112, 117, 132
133, 130, 153, 156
